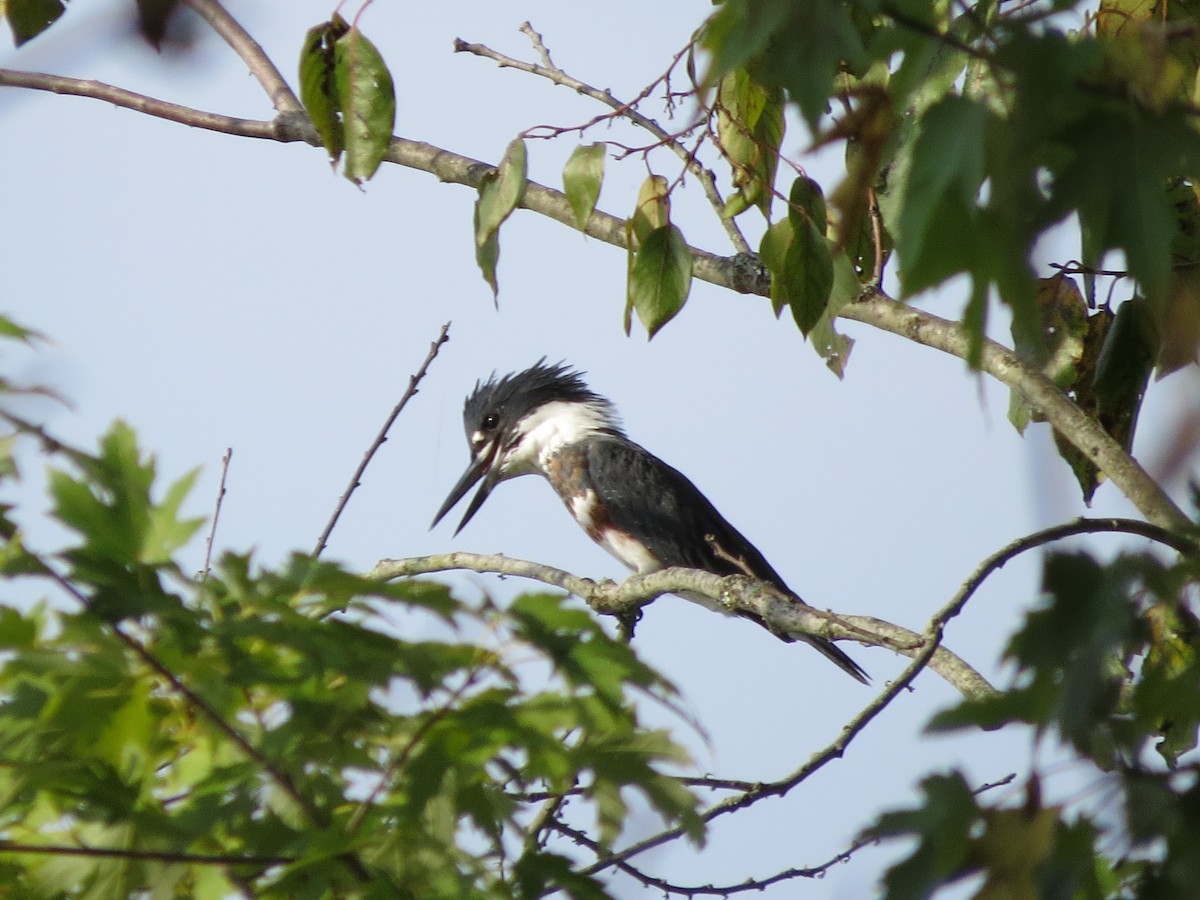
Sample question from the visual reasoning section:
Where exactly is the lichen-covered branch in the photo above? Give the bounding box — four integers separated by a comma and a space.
369, 553, 993, 698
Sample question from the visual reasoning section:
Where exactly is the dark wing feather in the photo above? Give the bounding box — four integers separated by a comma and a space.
585, 437, 869, 684
585, 437, 789, 587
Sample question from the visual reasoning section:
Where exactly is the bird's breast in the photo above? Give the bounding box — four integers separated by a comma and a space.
546, 448, 663, 576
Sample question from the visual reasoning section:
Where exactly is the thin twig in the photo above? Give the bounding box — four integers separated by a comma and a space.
314, 322, 451, 557
202, 447, 233, 580
181, 0, 302, 114
343, 662, 483, 837
455, 25, 751, 255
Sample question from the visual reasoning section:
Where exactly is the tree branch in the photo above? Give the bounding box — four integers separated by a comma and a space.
369, 552, 993, 698
181, 0, 302, 114
314, 322, 451, 557
0, 62, 1190, 535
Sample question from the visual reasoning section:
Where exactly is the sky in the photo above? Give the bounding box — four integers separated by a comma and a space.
2, 1, 1198, 897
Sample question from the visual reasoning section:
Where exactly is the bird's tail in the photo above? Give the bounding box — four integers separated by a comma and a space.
797, 634, 869, 684
732, 606, 869, 683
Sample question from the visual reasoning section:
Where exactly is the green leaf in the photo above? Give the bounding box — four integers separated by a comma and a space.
144, 468, 204, 564
787, 175, 828, 236
5, 0, 65, 45
866, 772, 980, 900
758, 216, 794, 318
786, 217, 834, 336
562, 143, 605, 230
628, 224, 692, 339
474, 139, 527, 299
701, 0, 866, 131
890, 96, 987, 297
333, 25, 395, 185
298, 16, 349, 165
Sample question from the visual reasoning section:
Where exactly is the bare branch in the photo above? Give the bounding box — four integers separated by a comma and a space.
201, 447, 233, 580
314, 322, 451, 557
181, 0, 302, 114
369, 552, 992, 697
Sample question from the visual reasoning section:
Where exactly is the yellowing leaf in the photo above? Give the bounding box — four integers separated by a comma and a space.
474, 139, 528, 298
563, 143, 605, 230
629, 175, 669, 248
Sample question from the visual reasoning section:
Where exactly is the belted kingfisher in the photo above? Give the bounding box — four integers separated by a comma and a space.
431, 361, 868, 683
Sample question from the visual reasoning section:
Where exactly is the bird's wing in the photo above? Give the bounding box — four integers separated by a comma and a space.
584, 437, 790, 587
585, 436, 870, 685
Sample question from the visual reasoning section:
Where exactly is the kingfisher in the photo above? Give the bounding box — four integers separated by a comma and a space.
431, 360, 868, 683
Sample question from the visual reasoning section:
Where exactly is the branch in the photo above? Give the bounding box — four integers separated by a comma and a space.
0, 65, 1190, 534
369, 553, 992, 698
181, 0, 302, 114
313, 322, 451, 557
453, 25, 751, 255
0, 69, 305, 141
201, 446, 233, 580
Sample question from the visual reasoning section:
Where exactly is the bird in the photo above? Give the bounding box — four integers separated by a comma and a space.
431, 360, 868, 683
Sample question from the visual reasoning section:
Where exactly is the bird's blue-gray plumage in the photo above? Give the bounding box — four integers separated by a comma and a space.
431, 360, 868, 683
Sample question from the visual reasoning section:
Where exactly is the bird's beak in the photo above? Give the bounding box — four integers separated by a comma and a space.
431, 443, 501, 535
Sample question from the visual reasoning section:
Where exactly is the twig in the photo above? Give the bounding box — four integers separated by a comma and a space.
202, 447, 233, 580
455, 24, 751, 255
549, 814, 874, 896
0, 69, 294, 139
313, 322, 451, 557
343, 662, 483, 837
180, 0, 302, 114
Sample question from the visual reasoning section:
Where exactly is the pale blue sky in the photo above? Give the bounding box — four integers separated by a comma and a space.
2, 2, 1194, 896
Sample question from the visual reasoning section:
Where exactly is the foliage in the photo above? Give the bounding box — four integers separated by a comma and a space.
870, 548, 1200, 899
0, 376, 699, 895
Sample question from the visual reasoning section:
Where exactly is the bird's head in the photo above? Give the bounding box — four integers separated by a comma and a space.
431, 360, 622, 534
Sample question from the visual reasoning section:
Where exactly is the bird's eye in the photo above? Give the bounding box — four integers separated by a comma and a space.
482, 413, 499, 431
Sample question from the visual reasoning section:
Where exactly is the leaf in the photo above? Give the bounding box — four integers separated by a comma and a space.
629, 174, 669, 248
628, 224, 692, 339
759, 217, 792, 317
716, 70, 784, 218
1008, 275, 1090, 435
866, 772, 980, 900
891, 96, 987, 297
473, 139, 527, 299
333, 25, 396, 185
5, 0, 65, 46
974, 805, 1060, 900
562, 143, 605, 230
786, 217, 834, 337
788, 175, 827, 236
298, 16, 349, 165
134, 0, 181, 51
